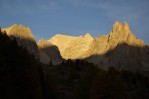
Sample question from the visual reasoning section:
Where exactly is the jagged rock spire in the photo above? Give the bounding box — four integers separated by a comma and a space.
109, 21, 144, 46
112, 21, 130, 32
123, 22, 130, 31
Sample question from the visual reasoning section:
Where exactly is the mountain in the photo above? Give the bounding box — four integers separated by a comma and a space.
1, 22, 149, 99
48, 21, 149, 72
37, 39, 62, 65
1, 24, 39, 57
85, 22, 148, 71
48, 33, 93, 59
1, 24, 62, 65
1, 22, 149, 71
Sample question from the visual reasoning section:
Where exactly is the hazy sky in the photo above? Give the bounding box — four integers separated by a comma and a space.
0, 0, 149, 44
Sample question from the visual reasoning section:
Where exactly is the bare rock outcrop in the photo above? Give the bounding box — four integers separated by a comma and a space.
48, 34, 78, 55
108, 21, 144, 46
48, 33, 93, 59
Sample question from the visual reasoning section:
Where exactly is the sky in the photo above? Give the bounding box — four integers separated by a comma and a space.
0, 0, 149, 44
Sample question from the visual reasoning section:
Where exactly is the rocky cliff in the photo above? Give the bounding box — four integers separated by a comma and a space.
48, 33, 93, 59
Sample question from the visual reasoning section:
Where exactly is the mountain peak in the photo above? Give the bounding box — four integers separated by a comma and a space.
2, 24, 35, 41
2, 24, 38, 56
112, 21, 130, 32
108, 21, 143, 45
11, 24, 17, 28
123, 22, 130, 31
84, 33, 92, 39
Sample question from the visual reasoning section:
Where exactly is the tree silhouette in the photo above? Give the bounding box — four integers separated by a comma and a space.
90, 67, 128, 99
0, 30, 58, 99
75, 64, 102, 99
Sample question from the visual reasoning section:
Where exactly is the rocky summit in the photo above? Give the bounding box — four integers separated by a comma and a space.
108, 21, 144, 46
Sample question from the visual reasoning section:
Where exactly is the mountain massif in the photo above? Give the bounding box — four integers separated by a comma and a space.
1, 21, 149, 99
48, 21, 149, 73
1, 21, 149, 72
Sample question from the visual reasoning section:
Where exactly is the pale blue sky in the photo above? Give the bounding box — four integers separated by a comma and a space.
0, 0, 149, 44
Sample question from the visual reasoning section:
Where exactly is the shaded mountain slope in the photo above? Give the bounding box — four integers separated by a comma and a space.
38, 39, 62, 65
2, 24, 39, 57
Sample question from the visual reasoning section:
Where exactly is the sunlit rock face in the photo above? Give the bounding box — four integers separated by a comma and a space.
37, 39, 62, 65
48, 21, 149, 72
48, 34, 78, 56
86, 21, 147, 71
2, 24, 39, 57
48, 33, 93, 59
108, 21, 144, 46
48, 22, 145, 60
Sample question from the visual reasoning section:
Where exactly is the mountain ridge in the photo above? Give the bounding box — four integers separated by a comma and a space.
47, 21, 149, 71
1, 21, 148, 69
